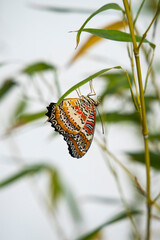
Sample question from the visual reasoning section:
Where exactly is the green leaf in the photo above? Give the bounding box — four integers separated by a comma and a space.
81, 29, 155, 48
48, 170, 81, 220
145, 95, 159, 102
0, 79, 17, 101
81, 195, 121, 205
144, 95, 159, 110
49, 170, 63, 205
127, 151, 160, 170
75, 209, 141, 240
56, 66, 138, 113
76, 3, 124, 47
56, 66, 122, 106
8, 111, 46, 132
0, 163, 53, 188
97, 111, 140, 124
149, 134, 160, 141
144, 95, 158, 112
15, 99, 28, 117
32, 4, 95, 14
18, 111, 46, 123
48, 170, 82, 221
22, 62, 56, 76
0, 62, 7, 67
11, 98, 28, 123
60, 179, 82, 222
0, 163, 81, 222
100, 72, 133, 98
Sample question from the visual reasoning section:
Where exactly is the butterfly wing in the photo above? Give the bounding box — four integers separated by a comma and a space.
46, 98, 96, 158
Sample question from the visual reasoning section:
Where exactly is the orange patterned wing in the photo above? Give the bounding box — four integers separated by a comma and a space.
46, 96, 98, 158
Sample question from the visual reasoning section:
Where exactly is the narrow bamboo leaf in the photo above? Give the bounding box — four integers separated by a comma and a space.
100, 72, 133, 98
0, 163, 81, 222
15, 99, 28, 117
144, 95, 159, 110
82, 29, 155, 48
49, 172, 82, 221
11, 99, 28, 123
56, 66, 138, 112
70, 20, 127, 64
149, 134, 160, 141
75, 209, 141, 240
0, 79, 17, 101
144, 95, 158, 112
0, 164, 53, 188
128, 151, 160, 170
8, 111, 46, 132
48, 172, 82, 221
82, 195, 121, 205
56, 66, 121, 106
0, 62, 6, 67
97, 112, 140, 124
145, 95, 159, 102
22, 62, 56, 76
76, 3, 124, 47
60, 180, 82, 221
101, 72, 133, 85
49, 170, 63, 205
18, 111, 46, 123
32, 4, 95, 14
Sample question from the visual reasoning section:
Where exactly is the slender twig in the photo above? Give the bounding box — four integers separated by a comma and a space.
122, 1, 151, 239
144, 49, 155, 93
31, 75, 47, 104
127, 45, 141, 112
133, 0, 146, 26
39, 72, 55, 98
94, 137, 160, 214
121, 68, 140, 113
153, 192, 160, 202
31, 179, 68, 240
151, 214, 160, 221
137, 1, 160, 51
105, 149, 160, 213
95, 136, 140, 239
113, 168, 141, 239
135, 27, 160, 101
54, 69, 61, 98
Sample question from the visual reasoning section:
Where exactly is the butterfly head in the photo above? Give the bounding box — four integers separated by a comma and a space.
82, 95, 100, 107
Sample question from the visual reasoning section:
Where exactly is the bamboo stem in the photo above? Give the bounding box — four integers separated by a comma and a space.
122, 1, 151, 239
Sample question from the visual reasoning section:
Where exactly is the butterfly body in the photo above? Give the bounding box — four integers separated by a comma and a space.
46, 96, 99, 158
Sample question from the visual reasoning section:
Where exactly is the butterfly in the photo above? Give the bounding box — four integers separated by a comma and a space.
46, 95, 99, 158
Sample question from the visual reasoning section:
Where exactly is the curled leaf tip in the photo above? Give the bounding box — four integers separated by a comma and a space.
76, 38, 80, 49
68, 30, 77, 33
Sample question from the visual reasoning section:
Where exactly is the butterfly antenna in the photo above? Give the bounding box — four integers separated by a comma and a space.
96, 107, 104, 134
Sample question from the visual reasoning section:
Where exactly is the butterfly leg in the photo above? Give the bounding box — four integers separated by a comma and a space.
76, 88, 82, 98
88, 80, 96, 97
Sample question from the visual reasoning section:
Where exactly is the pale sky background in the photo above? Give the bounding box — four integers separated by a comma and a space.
0, 0, 160, 240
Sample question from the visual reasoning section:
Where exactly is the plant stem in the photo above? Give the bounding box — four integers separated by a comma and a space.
137, 1, 160, 51
133, 0, 146, 26
107, 157, 140, 239
122, 1, 151, 240
127, 45, 141, 111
